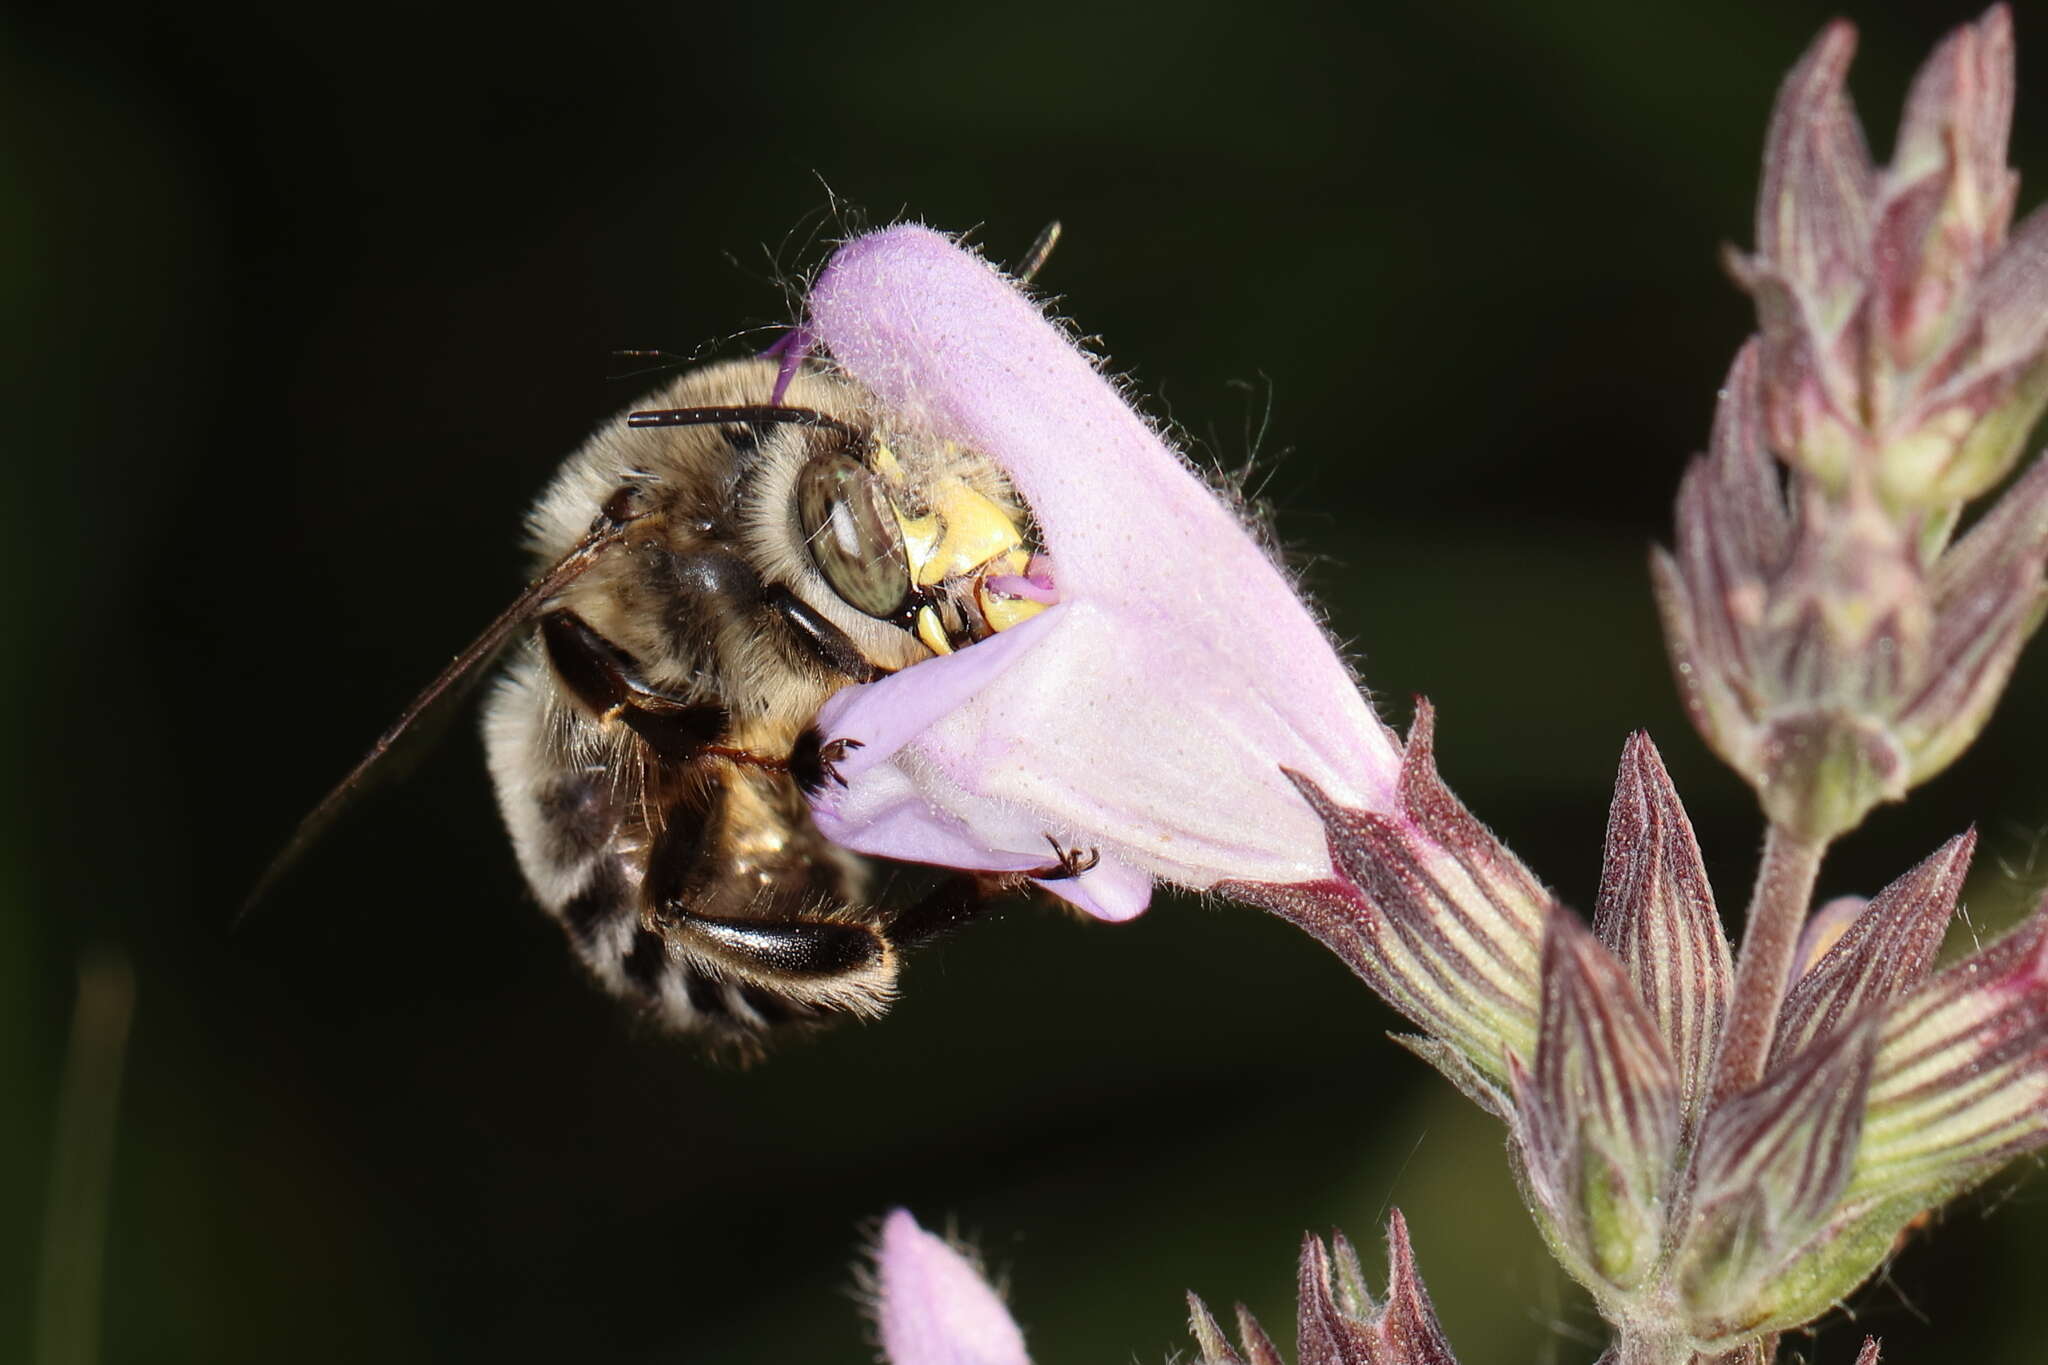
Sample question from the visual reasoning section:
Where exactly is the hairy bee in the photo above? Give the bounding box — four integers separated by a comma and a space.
481, 355, 1064, 1041
249, 228, 1078, 1046
253, 347, 1067, 1047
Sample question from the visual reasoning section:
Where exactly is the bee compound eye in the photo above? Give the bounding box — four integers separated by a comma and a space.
795, 452, 910, 619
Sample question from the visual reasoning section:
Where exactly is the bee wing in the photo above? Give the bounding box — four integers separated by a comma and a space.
238, 517, 637, 922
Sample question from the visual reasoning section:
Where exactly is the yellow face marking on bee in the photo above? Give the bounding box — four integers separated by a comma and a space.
866, 444, 939, 594
915, 605, 954, 655
864, 439, 1044, 646
977, 574, 1050, 633
869, 442, 1033, 593
911, 483, 1031, 589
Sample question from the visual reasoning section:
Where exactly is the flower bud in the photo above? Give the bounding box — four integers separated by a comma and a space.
1655, 344, 2048, 843
1509, 912, 1680, 1296
1188, 1213, 1458, 1365
1674, 1014, 1877, 1342
1727, 8, 2048, 509
1665, 831, 2017, 1348
870, 1209, 1033, 1365
1594, 733, 1732, 1135
1658, 8, 2048, 841
1856, 900, 2048, 1208
1772, 832, 1973, 1065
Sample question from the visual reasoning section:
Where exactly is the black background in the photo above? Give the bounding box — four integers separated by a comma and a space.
10, 2, 2048, 1361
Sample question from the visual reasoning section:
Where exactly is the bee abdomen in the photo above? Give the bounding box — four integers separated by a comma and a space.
483, 613, 898, 1044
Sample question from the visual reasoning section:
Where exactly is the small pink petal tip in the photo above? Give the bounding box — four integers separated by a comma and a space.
875, 1209, 1032, 1365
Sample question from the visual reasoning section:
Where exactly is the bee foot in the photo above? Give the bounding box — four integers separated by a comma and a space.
792, 729, 865, 795
819, 737, 864, 787
1032, 836, 1100, 882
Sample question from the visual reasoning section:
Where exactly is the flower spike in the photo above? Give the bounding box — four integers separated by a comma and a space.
823, 18, 2048, 1364
1660, 5, 2048, 841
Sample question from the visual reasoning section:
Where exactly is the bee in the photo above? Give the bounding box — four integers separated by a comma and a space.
482, 353, 1077, 1043
251, 347, 1078, 1046
250, 227, 1079, 1047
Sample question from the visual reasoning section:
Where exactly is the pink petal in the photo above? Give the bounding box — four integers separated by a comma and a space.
1032, 852, 1153, 923
875, 1210, 1032, 1365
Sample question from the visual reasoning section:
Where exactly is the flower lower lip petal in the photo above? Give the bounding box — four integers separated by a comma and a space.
1033, 853, 1151, 922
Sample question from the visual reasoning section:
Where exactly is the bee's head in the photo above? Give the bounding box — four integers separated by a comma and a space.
790, 431, 1048, 658
604, 365, 1054, 717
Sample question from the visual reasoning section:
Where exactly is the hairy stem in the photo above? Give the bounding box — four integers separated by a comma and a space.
1601, 1325, 1697, 1365
1710, 824, 1827, 1104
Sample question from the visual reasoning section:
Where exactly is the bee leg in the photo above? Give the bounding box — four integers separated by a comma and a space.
666, 907, 888, 977
884, 872, 1007, 949
789, 729, 864, 794
766, 585, 881, 683
539, 608, 728, 759
1027, 836, 1100, 882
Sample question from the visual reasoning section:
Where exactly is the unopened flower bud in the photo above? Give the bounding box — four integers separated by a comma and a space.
1856, 899, 2048, 1209
1509, 912, 1680, 1296
1656, 337, 2048, 843
870, 1210, 1032, 1365
1594, 733, 1732, 1135
1188, 1213, 1458, 1365
1669, 831, 2010, 1347
1659, 8, 2048, 842
1674, 1013, 1877, 1342
1728, 9, 2048, 509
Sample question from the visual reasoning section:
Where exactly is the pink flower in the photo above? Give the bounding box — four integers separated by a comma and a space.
800, 225, 1403, 921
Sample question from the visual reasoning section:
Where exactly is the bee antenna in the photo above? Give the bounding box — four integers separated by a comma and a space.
1015, 220, 1062, 284
607, 348, 702, 383
626, 404, 862, 440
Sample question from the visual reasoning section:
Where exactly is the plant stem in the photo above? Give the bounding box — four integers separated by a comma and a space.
1602, 1323, 1696, 1365
1710, 823, 1827, 1104
35, 953, 134, 1365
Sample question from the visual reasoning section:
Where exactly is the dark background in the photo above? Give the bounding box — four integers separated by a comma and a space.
9, 2, 2048, 1361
